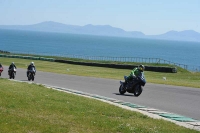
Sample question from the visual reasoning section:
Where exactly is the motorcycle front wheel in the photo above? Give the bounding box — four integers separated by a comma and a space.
133, 85, 143, 97
28, 73, 31, 81
13, 72, 15, 79
32, 75, 34, 81
119, 84, 126, 94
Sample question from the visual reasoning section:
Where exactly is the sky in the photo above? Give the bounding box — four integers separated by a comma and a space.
0, 0, 200, 35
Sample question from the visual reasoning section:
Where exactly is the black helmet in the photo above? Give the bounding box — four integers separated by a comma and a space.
138, 64, 145, 71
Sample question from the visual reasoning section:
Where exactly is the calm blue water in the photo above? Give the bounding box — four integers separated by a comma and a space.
0, 29, 200, 67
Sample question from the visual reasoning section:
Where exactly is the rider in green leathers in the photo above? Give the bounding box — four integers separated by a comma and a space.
125, 64, 145, 84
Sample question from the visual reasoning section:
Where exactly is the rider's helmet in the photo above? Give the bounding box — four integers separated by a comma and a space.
138, 64, 145, 72
30, 62, 34, 65
12, 62, 14, 65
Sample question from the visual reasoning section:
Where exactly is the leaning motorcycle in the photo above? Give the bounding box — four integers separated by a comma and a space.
0, 67, 3, 76
119, 73, 146, 97
28, 68, 36, 81
9, 68, 16, 79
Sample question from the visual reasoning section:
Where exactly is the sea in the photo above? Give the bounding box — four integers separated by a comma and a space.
0, 29, 200, 70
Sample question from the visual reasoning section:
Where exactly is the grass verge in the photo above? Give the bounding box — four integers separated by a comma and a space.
0, 79, 199, 133
0, 57, 200, 88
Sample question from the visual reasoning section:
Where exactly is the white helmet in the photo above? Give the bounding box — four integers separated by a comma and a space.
30, 62, 34, 65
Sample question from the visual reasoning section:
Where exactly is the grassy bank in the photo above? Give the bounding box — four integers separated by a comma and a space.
0, 79, 199, 133
0, 57, 200, 88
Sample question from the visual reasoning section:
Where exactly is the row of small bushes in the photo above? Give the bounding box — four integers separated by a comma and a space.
55, 60, 177, 73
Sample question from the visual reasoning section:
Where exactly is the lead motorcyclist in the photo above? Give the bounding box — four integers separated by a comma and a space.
125, 64, 145, 84
8, 62, 17, 75
27, 62, 36, 77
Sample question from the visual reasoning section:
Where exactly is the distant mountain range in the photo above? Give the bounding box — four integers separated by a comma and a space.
0, 21, 200, 42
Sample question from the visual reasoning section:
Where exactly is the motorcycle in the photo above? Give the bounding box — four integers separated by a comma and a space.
0, 66, 3, 76
119, 73, 146, 97
27, 68, 36, 81
9, 67, 16, 79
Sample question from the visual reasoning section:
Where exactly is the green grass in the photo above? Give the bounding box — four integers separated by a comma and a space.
0, 79, 199, 133
1, 57, 200, 88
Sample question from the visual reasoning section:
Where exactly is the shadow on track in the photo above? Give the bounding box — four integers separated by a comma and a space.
113, 93, 136, 97
20, 80, 34, 82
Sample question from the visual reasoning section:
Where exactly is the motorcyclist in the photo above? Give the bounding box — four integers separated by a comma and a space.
27, 62, 36, 77
125, 64, 145, 84
8, 62, 17, 75
0, 63, 3, 75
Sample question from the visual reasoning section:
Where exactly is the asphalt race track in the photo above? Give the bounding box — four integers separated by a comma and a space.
1, 66, 200, 121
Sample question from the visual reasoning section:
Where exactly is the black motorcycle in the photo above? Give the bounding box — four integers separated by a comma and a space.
119, 73, 146, 97
9, 67, 16, 79
28, 68, 36, 81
